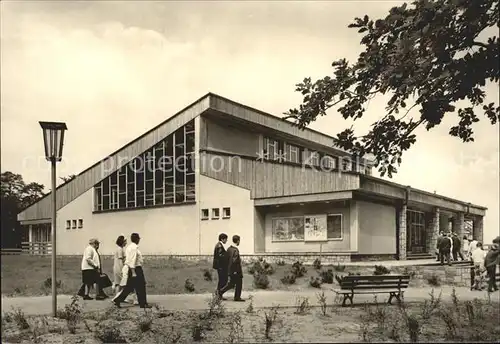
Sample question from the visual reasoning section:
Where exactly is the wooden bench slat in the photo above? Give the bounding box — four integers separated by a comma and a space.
340, 280, 410, 286
334, 289, 403, 294
340, 285, 409, 290
341, 275, 410, 281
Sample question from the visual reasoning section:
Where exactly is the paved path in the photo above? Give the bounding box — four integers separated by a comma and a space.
2, 287, 498, 316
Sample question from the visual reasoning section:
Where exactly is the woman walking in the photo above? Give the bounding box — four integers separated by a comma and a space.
113, 235, 137, 304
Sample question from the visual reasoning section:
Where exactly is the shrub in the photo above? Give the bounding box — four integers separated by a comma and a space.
319, 269, 334, 284
291, 261, 307, 277
10, 307, 29, 330
247, 257, 275, 275
280, 273, 297, 285
348, 272, 361, 276
264, 305, 280, 340
403, 267, 417, 279
95, 321, 127, 343
42, 277, 62, 290
57, 295, 82, 334
246, 295, 254, 313
316, 291, 328, 316
226, 312, 244, 343
334, 263, 346, 272
426, 274, 441, 287
313, 258, 322, 270
294, 296, 310, 315
137, 311, 153, 332
309, 276, 322, 288
206, 292, 225, 318
276, 259, 286, 266
373, 265, 391, 275
184, 279, 195, 292
202, 269, 213, 281
253, 273, 270, 289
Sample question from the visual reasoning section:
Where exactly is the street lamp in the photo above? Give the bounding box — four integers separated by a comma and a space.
39, 121, 68, 317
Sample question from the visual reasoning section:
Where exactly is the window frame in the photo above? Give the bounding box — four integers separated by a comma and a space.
326, 213, 343, 240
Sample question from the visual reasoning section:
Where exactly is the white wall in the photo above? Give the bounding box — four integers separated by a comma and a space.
357, 201, 397, 254
57, 188, 200, 255
198, 175, 255, 255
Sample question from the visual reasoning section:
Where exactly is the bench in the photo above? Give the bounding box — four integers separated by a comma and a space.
333, 274, 410, 307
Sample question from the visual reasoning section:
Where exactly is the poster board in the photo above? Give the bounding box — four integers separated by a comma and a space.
304, 214, 328, 241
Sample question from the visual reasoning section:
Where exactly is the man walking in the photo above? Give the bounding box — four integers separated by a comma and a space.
438, 232, 452, 266
213, 233, 228, 297
484, 243, 499, 293
112, 233, 151, 308
452, 232, 464, 261
218, 235, 245, 302
436, 232, 444, 262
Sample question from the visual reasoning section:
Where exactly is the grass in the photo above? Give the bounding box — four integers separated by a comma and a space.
1, 255, 377, 296
2, 290, 499, 343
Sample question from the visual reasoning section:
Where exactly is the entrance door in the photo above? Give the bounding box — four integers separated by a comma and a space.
406, 210, 426, 254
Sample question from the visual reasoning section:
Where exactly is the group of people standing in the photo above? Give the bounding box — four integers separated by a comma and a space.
78, 233, 152, 308
468, 236, 500, 293
212, 233, 245, 302
435, 232, 467, 265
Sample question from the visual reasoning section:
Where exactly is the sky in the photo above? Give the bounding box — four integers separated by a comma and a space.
1, 1, 498, 243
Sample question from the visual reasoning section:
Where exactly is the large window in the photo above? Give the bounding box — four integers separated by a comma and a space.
327, 214, 342, 239
271, 217, 305, 241
94, 120, 196, 212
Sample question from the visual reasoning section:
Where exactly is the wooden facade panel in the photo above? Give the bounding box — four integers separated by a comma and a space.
209, 95, 346, 153
361, 180, 406, 199
18, 97, 210, 221
200, 152, 360, 199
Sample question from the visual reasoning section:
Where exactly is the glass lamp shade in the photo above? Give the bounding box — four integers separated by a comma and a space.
39, 121, 68, 161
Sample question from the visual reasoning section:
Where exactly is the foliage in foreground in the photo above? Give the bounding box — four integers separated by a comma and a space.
359, 288, 500, 342
286, 0, 499, 177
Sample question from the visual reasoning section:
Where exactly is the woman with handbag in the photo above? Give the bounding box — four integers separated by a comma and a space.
78, 238, 105, 300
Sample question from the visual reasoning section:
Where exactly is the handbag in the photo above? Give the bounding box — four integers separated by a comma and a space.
99, 273, 112, 289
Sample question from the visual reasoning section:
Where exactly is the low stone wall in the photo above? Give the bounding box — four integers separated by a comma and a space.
390, 264, 473, 288
163, 253, 351, 264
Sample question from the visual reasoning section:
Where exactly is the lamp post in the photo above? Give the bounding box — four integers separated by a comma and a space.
39, 121, 68, 317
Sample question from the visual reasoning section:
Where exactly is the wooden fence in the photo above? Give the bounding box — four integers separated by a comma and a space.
1, 242, 52, 255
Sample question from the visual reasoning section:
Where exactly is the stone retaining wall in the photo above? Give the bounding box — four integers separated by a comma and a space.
390, 264, 473, 288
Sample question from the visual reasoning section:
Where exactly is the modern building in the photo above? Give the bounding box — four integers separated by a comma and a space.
18, 93, 486, 261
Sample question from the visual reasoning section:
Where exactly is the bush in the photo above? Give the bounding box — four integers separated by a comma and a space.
184, 279, 195, 292
247, 258, 275, 275
202, 269, 213, 281
276, 259, 286, 266
313, 258, 322, 270
426, 274, 441, 286
319, 269, 334, 284
280, 273, 297, 285
253, 273, 270, 289
42, 277, 62, 290
291, 261, 307, 278
95, 321, 127, 343
403, 267, 417, 279
374, 265, 391, 275
57, 295, 82, 334
309, 276, 322, 288
334, 263, 346, 272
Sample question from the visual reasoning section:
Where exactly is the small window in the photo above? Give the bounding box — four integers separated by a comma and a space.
72, 220, 77, 229
211, 208, 220, 220
66, 220, 71, 229
222, 207, 231, 219
78, 219, 83, 228
201, 208, 209, 220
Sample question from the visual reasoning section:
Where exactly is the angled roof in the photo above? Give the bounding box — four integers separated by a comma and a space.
18, 92, 357, 221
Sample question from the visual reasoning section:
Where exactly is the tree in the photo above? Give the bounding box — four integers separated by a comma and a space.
286, 0, 499, 177
0, 172, 45, 248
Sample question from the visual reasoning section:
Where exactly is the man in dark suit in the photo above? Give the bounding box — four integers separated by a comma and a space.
218, 235, 245, 302
213, 233, 228, 297
439, 232, 452, 266
451, 232, 464, 261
